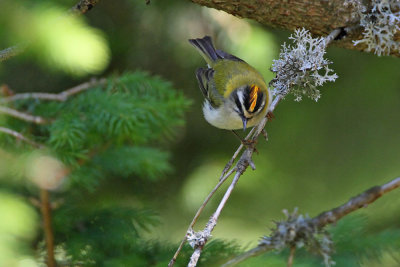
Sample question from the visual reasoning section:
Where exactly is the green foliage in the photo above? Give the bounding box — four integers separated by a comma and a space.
52, 206, 159, 265
0, 71, 192, 265
94, 146, 171, 180
7, 71, 190, 189
331, 215, 400, 265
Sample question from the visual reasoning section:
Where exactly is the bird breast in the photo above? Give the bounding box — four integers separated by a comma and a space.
202, 100, 265, 130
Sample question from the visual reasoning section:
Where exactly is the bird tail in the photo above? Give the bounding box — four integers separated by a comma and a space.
188, 36, 218, 66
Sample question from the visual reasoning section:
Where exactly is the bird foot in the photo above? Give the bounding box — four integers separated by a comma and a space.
267, 111, 275, 120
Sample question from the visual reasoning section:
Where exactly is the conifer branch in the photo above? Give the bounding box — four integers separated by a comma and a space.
0, 127, 45, 148
2, 78, 107, 103
223, 176, 400, 267
0, 106, 48, 124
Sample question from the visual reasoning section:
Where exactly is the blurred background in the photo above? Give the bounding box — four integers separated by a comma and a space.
1, 0, 400, 266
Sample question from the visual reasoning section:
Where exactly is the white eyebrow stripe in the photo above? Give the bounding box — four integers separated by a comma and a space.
236, 90, 244, 105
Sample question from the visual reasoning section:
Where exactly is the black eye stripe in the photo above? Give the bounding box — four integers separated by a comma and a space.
232, 91, 243, 115
243, 89, 251, 111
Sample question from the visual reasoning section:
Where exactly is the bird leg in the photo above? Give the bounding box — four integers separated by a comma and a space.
267, 111, 275, 120
231, 130, 258, 152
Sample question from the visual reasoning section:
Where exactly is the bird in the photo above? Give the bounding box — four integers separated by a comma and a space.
189, 36, 271, 131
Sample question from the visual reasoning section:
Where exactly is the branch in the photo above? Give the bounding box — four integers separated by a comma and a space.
40, 189, 56, 267
287, 245, 296, 267
169, 167, 238, 267
1, 78, 107, 103
0, 44, 28, 62
311, 176, 400, 228
190, 0, 400, 57
0, 127, 45, 149
223, 176, 400, 266
188, 158, 253, 267
0, 106, 47, 124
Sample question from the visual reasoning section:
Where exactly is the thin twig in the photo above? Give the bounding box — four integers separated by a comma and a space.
0, 44, 28, 62
0, 127, 45, 148
323, 28, 342, 46
2, 78, 107, 103
221, 245, 272, 267
40, 189, 56, 267
287, 245, 296, 267
189, 170, 245, 267
223, 176, 400, 266
311, 176, 400, 228
168, 167, 237, 267
221, 129, 254, 179
0, 106, 47, 124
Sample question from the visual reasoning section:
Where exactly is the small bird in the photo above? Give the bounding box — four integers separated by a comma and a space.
189, 36, 271, 131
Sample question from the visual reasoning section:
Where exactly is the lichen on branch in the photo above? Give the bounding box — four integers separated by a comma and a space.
351, 0, 400, 56
260, 209, 334, 267
269, 29, 338, 102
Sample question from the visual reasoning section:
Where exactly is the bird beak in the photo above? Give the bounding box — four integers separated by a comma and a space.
241, 117, 248, 131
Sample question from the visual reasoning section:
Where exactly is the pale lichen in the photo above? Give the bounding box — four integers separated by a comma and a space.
351, 0, 400, 56
187, 228, 211, 249
260, 208, 335, 267
270, 29, 338, 102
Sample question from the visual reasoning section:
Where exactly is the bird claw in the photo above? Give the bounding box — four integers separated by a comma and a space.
267, 111, 275, 120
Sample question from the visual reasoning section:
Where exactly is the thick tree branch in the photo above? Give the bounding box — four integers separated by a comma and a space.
223, 176, 400, 266
190, 0, 400, 57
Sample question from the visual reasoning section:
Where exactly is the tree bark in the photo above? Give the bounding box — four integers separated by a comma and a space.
190, 0, 400, 57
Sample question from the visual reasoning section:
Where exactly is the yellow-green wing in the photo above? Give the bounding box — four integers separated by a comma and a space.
195, 67, 223, 107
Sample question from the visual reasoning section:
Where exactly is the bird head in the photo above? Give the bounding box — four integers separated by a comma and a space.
231, 84, 267, 131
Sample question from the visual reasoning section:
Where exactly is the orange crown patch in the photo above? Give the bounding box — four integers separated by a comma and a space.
249, 85, 259, 112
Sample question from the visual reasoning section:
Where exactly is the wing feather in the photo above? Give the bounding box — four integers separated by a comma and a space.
195, 68, 222, 107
